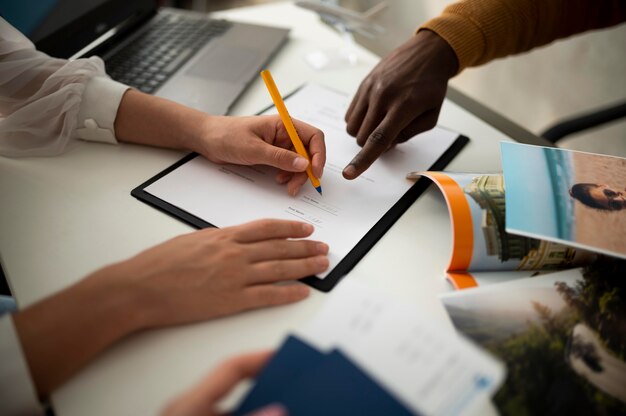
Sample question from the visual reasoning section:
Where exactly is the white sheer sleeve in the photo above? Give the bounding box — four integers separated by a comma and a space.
0, 17, 129, 157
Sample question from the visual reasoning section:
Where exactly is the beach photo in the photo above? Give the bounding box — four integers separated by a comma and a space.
502, 142, 626, 259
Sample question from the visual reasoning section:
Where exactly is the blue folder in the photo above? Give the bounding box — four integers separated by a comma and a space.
234, 335, 415, 416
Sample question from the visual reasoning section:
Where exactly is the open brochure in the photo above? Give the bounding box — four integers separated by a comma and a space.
408, 143, 626, 290
440, 267, 626, 414
407, 171, 591, 289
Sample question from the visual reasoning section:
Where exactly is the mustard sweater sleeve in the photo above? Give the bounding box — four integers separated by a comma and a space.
420, 0, 626, 72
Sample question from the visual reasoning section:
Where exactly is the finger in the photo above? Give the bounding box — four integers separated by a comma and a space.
275, 171, 292, 185
394, 109, 439, 144
345, 84, 369, 136
345, 83, 363, 122
342, 115, 403, 180
245, 404, 288, 416
243, 284, 311, 309
287, 172, 309, 196
161, 351, 273, 416
250, 256, 329, 283
300, 129, 325, 179
199, 351, 273, 402
310, 146, 325, 179
244, 142, 310, 173
230, 219, 314, 243
271, 117, 323, 152
290, 119, 324, 148
245, 239, 329, 263
355, 101, 385, 147
289, 119, 326, 179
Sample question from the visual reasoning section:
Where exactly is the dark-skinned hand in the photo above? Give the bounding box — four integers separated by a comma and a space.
343, 30, 458, 180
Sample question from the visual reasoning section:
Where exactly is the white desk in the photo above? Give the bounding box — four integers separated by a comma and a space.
0, 2, 542, 415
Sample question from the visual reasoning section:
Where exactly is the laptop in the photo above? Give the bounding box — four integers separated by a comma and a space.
1, 0, 289, 115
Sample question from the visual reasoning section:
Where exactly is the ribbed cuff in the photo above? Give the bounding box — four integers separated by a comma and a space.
419, 11, 486, 74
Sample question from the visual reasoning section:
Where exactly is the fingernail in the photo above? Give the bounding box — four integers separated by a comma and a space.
343, 164, 356, 179
316, 256, 329, 268
294, 285, 311, 297
251, 403, 288, 416
317, 243, 329, 254
302, 223, 314, 233
295, 283, 311, 296
293, 157, 309, 170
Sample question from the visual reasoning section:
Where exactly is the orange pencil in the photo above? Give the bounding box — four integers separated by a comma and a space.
260, 70, 322, 195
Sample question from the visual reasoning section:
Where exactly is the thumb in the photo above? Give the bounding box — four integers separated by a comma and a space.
249, 142, 309, 172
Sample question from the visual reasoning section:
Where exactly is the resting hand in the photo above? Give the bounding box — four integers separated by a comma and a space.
194, 115, 325, 196
11, 219, 326, 397
342, 30, 458, 180
116, 219, 328, 327
162, 351, 286, 416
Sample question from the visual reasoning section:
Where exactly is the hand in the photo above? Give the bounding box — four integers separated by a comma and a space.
116, 219, 329, 328
162, 351, 287, 416
342, 30, 458, 179
12, 219, 326, 397
114, 92, 324, 195
194, 115, 326, 196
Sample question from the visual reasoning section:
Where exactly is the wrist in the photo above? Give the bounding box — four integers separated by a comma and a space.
115, 90, 214, 153
11, 264, 153, 395
189, 114, 231, 161
177, 111, 209, 155
84, 262, 154, 334
415, 29, 459, 78
191, 114, 218, 156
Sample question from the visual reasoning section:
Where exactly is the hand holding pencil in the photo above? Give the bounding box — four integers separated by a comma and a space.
261, 70, 325, 195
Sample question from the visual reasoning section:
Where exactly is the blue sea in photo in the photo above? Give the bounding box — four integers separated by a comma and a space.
501, 142, 575, 241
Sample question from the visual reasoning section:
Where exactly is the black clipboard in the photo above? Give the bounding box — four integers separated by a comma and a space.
131, 86, 469, 292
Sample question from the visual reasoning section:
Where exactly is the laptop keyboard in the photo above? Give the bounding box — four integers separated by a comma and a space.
105, 13, 232, 94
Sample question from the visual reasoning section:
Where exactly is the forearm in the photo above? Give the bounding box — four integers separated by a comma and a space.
0, 18, 121, 157
114, 89, 212, 153
421, 0, 626, 72
12, 264, 147, 397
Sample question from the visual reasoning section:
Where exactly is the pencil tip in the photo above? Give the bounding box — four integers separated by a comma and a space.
315, 186, 323, 195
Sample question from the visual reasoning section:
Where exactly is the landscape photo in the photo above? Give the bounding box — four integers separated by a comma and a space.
441, 265, 626, 415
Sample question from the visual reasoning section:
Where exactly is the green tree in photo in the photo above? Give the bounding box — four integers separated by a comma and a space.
488, 257, 626, 415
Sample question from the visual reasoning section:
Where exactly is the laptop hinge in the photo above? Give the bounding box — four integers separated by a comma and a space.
71, 10, 156, 59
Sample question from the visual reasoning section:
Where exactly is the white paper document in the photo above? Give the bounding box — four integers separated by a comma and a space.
145, 84, 460, 278
300, 279, 505, 416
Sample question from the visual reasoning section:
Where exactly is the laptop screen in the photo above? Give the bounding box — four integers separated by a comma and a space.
0, 0, 155, 58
